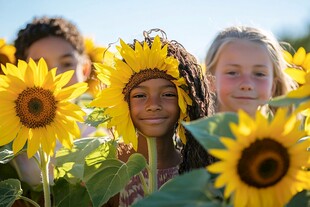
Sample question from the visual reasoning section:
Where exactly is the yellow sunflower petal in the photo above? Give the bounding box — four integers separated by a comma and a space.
283, 50, 293, 64
27, 130, 41, 158
285, 68, 306, 84
12, 127, 28, 153
288, 85, 310, 98
56, 82, 88, 101
293, 47, 306, 65
302, 53, 310, 72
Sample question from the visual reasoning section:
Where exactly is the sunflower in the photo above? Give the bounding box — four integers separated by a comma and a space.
0, 38, 16, 74
284, 47, 310, 86
90, 35, 192, 150
284, 47, 310, 73
84, 38, 115, 97
282, 47, 310, 133
0, 58, 88, 158
207, 109, 310, 207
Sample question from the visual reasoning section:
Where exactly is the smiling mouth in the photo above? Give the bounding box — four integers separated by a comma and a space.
234, 96, 255, 100
141, 117, 166, 124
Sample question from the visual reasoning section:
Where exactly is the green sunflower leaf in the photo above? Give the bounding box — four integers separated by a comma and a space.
183, 112, 238, 150
0, 143, 27, 164
53, 178, 91, 207
55, 137, 117, 184
83, 153, 147, 207
0, 144, 14, 164
85, 107, 110, 127
269, 95, 310, 107
0, 179, 23, 207
285, 190, 310, 207
133, 169, 223, 207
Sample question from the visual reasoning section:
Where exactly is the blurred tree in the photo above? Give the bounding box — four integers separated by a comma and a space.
279, 22, 310, 53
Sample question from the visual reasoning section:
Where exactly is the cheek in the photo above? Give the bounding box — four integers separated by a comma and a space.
257, 80, 274, 99
129, 103, 139, 117
215, 76, 233, 95
167, 102, 180, 122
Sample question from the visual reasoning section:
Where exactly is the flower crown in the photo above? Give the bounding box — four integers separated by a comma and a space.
90, 35, 192, 150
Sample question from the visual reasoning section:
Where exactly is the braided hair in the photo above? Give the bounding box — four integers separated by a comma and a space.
14, 16, 85, 61
141, 29, 216, 173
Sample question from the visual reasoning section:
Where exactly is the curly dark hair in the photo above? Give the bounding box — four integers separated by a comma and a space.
139, 29, 216, 173
14, 16, 85, 60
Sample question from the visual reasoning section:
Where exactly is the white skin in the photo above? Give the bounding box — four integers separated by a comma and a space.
214, 39, 275, 117
26, 36, 90, 85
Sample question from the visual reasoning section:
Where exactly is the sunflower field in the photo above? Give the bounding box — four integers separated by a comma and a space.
0, 38, 310, 207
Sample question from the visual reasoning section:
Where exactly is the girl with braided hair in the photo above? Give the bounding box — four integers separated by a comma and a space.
90, 29, 215, 207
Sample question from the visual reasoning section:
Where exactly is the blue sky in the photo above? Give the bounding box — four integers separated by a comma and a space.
1, 0, 310, 61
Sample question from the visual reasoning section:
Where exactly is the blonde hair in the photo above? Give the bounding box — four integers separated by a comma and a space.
205, 26, 296, 100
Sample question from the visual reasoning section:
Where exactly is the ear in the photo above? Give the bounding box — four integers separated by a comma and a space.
82, 58, 92, 81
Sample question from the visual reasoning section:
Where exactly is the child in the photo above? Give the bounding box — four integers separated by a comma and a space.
205, 25, 297, 117
14, 16, 91, 86
179, 25, 297, 173
90, 29, 215, 207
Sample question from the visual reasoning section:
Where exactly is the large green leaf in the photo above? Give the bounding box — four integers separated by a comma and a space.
269, 95, 310, 107
133, 169, 223, 207
84, 153, 147, 207
183, 112, 238, 150
286, 190, 310, 207
55, 137, 117, 184
53, 178, 91, 207
0, 179, 22, 207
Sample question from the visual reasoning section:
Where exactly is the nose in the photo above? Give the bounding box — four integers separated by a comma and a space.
146, 96, 162, 111
239, 76, 253, 91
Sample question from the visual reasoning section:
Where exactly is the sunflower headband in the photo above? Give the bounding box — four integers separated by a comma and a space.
90, 35, 192, 150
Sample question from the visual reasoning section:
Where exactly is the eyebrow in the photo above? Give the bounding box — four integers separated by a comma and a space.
225, 63, 270, 68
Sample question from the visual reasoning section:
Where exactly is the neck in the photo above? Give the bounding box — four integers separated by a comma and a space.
136, 134, 181, 169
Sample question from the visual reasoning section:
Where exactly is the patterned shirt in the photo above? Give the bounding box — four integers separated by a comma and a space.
119, 166, 179, 206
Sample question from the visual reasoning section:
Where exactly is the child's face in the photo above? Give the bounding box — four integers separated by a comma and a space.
26, 36, 86, 86
214, 39, 274, 117
129, 78, 180, 139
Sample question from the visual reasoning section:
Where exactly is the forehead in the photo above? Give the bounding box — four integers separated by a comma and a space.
222, 39, 267, 55
26, 36, 77, 60
218, 39, 272, 65
135, 78, 175, 88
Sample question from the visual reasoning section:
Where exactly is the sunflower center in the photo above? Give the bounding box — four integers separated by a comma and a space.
237, 138, 290, 188
15, 87, 57, 128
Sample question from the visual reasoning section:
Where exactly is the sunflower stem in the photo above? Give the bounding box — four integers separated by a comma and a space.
146, 136, 158, 194
39, 148, 51, 207
138, 171, 149, 196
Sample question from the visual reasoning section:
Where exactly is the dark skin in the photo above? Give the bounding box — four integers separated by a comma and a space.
104, 79, 182, 207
